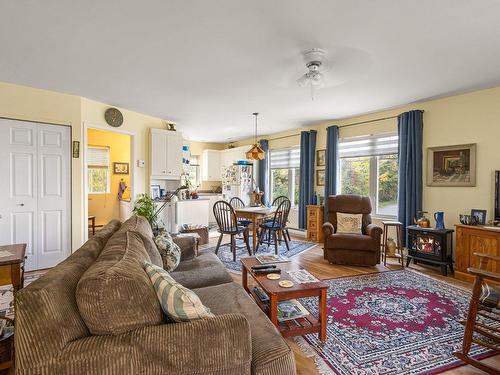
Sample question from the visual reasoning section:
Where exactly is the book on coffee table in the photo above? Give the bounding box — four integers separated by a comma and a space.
277, 299, 309, 322
286, 269, 319, 284
255, 254, 290, 265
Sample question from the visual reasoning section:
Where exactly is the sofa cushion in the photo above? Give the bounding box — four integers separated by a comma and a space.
171, 252, 233, 289
327, 233, 376, 251
154, 230, 181, 271
119, 215, 154, 238
144, 262, 214, 322
193, 282, 295, 374
135, 231, 163, 267
76, 231, 163, 335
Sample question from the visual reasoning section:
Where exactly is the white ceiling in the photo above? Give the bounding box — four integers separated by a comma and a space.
2, 1, 500, 142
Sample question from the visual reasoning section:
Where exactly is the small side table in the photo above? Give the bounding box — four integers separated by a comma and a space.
382, 221, 404, 267
0, 244, 27, 293
180, 225, 209, 245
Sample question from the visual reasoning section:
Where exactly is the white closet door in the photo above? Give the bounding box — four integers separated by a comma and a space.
0, 119, 71, 271
36, 124, 71, 269
0, 120, 39, 270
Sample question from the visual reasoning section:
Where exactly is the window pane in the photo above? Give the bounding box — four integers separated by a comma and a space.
271, 169, 289, 202
340, 157, 370, 196
377, 154, 398, 216
88, 168, 108, 193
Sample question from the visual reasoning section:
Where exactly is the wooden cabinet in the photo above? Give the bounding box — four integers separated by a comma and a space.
150, 129, 183, 180
202, 150, 221, 181
455, 224, 500, 282
307, 205, 324, 243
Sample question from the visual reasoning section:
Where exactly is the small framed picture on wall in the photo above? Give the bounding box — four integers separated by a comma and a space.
316, 149, 326, 166
316, 169, 325, 186
113, 162, 129, 175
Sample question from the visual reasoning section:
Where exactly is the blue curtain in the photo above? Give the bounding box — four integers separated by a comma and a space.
397, 110, 423, 245
324, 125, 339, 220
298, 130, 317, 229
257, 139, 269, 204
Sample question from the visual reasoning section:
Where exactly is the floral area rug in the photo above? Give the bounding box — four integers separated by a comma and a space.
202, 237, 316, 273
296, 269, 496, 375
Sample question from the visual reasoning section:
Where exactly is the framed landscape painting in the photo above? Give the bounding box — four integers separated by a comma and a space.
427, 143, 476, 186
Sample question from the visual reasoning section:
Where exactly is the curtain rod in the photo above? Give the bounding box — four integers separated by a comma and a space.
266, 110, 424, 141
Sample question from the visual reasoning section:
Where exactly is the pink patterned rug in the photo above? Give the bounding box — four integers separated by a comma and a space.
296, 269, 496, 375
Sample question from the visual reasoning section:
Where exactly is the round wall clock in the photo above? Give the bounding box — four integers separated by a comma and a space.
104, 107, 124, 127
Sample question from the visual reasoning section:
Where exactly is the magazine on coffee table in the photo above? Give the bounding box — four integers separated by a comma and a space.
255, 254, 290, 264
286, 269, 319, 284
277, 299, 310, 322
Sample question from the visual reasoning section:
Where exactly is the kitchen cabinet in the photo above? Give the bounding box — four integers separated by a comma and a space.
150, 128, 183, 179
202, 150, 221, 181
176, 199, 210, 227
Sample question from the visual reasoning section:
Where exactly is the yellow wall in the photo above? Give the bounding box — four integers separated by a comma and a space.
235, 86, 500, 230
87, 129, 131, 225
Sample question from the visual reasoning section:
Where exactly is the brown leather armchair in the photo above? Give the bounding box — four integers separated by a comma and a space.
322, 194, 383, 266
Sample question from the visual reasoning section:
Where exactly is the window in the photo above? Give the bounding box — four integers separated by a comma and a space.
88, 146, 110, 193
269, 147, 300, 206
339, 134, 398, 217
189, 155, 201, 188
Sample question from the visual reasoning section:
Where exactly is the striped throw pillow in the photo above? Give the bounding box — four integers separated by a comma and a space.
143, 262, 214, 322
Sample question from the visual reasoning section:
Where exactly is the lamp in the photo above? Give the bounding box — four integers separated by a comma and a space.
246, 112, 265, 160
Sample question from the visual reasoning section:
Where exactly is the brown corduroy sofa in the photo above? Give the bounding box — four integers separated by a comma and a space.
15, 215, 296, 375
322, 194, 383, 266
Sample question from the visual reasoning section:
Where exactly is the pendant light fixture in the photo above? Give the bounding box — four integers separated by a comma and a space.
245, 112, 265, 160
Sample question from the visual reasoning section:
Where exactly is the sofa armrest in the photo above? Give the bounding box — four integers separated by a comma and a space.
172, 234, 197, 261
56, 314, 251, 375
366, 223, 383, 242
133, 313, 252, 374
322, 222, 335, 238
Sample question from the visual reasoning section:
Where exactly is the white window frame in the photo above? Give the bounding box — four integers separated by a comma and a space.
87, 146, 110, 194
269, 146, 300, 207
338, 133, 398, 219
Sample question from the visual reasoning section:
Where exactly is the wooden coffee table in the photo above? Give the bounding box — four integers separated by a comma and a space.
241, 257, 328, 341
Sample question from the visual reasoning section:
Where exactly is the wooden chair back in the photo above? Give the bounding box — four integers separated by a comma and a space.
229, 197, 245, 209
213, 200, 238, 233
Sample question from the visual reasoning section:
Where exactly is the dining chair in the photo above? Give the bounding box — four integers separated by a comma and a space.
257, 199, 291, 254
213, 200, 251, 261
229, 197, 252, 227
270, 196, 292, 241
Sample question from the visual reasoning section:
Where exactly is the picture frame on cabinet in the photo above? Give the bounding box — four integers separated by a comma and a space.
150, 185, 161, 200
471, 209, 487, 225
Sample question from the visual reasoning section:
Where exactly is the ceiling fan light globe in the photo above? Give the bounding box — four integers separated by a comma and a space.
297, 74, 309, 87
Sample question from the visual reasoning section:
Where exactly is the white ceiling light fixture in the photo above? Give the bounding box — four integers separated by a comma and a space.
297, 48, 327, 100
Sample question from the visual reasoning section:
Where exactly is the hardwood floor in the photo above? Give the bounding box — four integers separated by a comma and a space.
202, 231, 500, 375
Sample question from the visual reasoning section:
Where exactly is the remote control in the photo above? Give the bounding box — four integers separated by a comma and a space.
253, 268, 281, 274
253, 287, 269, 302
252, 264, 277, 270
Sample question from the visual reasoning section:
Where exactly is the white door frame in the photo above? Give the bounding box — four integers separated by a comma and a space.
82, 122, 136, 241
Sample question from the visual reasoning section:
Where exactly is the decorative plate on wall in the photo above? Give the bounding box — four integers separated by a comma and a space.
104, 107, 124, 127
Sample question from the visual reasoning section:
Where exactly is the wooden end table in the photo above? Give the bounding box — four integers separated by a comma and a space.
241, 257, 328, 342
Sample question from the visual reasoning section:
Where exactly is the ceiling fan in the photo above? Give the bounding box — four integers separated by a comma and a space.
296, 48, 327, 99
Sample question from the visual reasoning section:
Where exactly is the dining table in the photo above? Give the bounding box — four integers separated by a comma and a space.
234, 206, 276, 253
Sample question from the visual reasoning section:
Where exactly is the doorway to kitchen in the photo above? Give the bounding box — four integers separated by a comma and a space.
83, 125, 134, 240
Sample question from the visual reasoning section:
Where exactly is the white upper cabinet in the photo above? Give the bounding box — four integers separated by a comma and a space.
150, 128, 183, 180
202, 150, 221, 181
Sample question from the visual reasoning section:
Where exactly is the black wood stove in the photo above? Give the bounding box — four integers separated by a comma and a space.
406, 225, 454, 276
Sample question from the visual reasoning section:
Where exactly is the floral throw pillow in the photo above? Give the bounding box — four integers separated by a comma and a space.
336, 213, 363, 234
154, 229, 181, 272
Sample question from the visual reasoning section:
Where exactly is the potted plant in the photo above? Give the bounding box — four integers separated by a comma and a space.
132, 194, 161, 232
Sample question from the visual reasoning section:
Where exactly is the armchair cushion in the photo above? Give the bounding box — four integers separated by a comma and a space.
326, 233, 377, 251
336, 213, 363, 234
